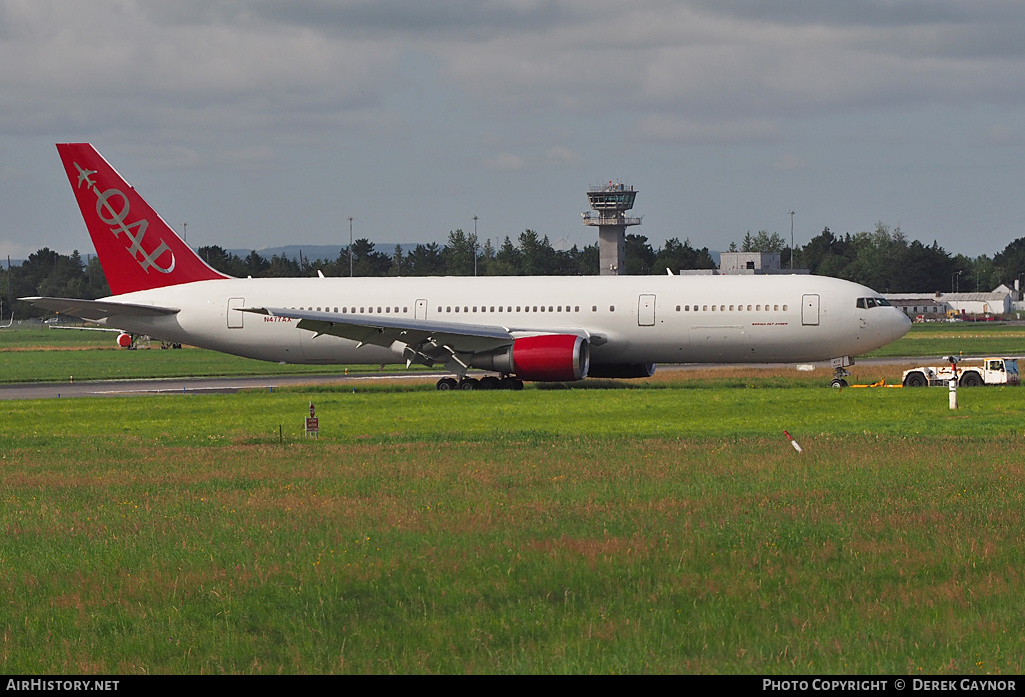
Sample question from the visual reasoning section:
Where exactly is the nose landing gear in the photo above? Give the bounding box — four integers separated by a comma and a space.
829, 355, 853, 388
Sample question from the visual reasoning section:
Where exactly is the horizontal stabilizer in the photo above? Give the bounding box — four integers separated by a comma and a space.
20, 297, 180, 321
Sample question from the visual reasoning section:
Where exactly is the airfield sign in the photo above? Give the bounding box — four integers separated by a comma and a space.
305, 402, 319, 438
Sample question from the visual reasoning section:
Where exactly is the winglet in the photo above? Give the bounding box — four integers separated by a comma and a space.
56, 143, 229, 295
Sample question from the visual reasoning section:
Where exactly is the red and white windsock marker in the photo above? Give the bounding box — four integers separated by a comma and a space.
783, 430, 803, 453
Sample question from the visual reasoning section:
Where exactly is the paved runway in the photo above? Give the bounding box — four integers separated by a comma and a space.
0, 371, 449, 400
0, 358, 929, 401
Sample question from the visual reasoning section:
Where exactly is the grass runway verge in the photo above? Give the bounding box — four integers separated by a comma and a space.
2, 379, 1024, 674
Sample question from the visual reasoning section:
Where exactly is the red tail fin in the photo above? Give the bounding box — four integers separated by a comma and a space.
56, 143, 229, 295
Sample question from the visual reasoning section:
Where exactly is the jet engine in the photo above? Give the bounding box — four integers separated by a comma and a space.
587, 363, 656, 379
116, 332, 133, 348
470, 334, 589, 382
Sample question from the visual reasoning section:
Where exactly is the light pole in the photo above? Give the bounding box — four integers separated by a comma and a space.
788, 210, 795, 270
348, 216, 353, 277
472, 215, 479, 276
953, 270, 962, 293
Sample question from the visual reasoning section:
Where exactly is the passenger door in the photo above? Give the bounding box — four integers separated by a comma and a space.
801, 294, 820, 326
638, 294, 655, 326
227, 297, 245, 329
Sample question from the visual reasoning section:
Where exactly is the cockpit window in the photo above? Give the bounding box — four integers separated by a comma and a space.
857, 297, 891, 309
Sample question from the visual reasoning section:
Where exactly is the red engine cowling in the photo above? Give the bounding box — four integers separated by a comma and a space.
116, 332, 133, 348
470, 334, 590, 382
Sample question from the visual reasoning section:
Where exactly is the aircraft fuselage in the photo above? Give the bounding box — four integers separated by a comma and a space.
100, 273, 910, 369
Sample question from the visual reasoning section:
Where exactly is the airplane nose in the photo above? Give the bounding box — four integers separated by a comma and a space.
891, 311, 912, 342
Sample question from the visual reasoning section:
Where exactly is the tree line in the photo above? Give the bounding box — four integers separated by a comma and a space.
195, 229, 716, 279
3, 224, 1023, 319
737, 223, 1015, 295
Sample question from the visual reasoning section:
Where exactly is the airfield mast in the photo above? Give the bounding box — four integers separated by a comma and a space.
582, 181, 641, 275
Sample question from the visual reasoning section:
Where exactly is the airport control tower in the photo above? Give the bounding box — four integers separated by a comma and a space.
582, 181, 641, 275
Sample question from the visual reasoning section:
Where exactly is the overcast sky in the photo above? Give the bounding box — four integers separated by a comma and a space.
2, 0, 1023, 262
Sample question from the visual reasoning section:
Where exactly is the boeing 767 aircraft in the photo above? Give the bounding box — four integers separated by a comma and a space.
25, 143, 911, 389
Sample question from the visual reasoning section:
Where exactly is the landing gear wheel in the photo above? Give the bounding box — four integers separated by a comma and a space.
830, 361, 852, 389
436, 377, 458, 391
478, 376, 501, 390
500, 377, 524, 391
459, 378, 479, 391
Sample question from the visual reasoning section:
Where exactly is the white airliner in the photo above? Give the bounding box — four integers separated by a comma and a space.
25, 143, 911, 389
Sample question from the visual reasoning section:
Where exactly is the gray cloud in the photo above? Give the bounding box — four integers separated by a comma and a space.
1, 0, 1023, 258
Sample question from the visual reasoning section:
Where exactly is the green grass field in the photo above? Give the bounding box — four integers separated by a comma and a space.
863, 322, 1025, 359
3, 322, 1023, 384
2, 378, 1024, 674
0, 329, 398, 383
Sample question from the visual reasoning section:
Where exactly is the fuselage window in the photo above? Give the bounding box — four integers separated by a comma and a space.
540, 306, 545, 312
498, 306, 503, 312
729, 305, 734, 311
782, 304, 788, 311
609, 305, 615, 312
702, 305, 708, 311
464, 306, 468, 313
773, 305, 779, 311
711, 305, 717, 312
533, 306, 538, 312
359, 307, 365, 313
508, 306, 513, 312
574, 306, 579, 312
592, 306, 597, 312
676, 305, 681, 311
455, 307, 460, 313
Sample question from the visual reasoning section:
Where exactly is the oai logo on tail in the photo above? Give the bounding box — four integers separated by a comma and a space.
73, 161, 175, 274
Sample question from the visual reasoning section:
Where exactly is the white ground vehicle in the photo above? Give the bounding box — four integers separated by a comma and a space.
902, 357, 1020, 387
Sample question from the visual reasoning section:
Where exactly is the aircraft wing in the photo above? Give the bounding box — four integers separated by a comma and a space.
243, 306, 585, 370
20, 297, 181, 321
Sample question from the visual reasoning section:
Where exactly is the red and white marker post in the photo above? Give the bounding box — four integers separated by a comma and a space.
783, 430, 803, 453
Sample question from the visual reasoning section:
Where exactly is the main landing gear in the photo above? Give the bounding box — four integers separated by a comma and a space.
436, 375, 524, 391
